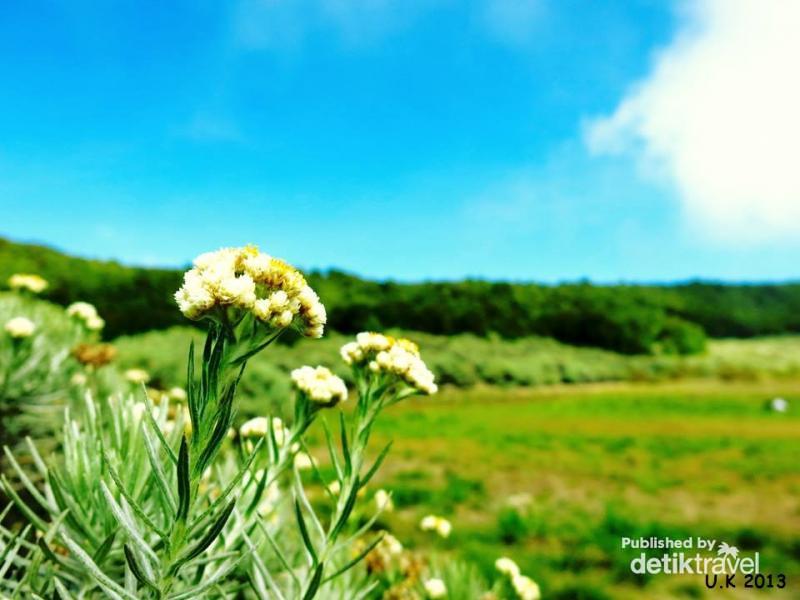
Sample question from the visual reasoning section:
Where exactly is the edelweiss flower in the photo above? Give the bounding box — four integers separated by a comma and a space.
4, 316, 36, 338
365, 531, 404, 573
8, 274, 48, 294
175, 246, 326, 337
512, 575, 540, 600
168, 387, 188, 402
341, 332, 437, 394
423, 578, 447, 599
380, 533, 403, 556
420, 515, 451, 538
70, 372, 88, 386
66, 302, 105, 331
124, 368, 150, 384
294, 452, 313, 470
290, 365, 348, 406
374, 489, 394, 512
239, 416, 286, 442
495, 557, 520, 578
73, 343, 116, 367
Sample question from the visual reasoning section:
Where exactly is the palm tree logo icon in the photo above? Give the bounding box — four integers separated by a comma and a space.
717, 541, 740, 571
717, 542, 739, 559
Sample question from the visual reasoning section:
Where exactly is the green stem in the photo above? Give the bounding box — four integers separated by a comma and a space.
299, 397, 383, 598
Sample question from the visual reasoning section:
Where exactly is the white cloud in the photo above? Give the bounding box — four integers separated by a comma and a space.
585, 0, 800, 242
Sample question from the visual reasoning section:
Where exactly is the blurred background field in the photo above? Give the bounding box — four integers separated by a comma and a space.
2, 239, 799, 598
112, 326, 800, 412
360, 381, 800, 599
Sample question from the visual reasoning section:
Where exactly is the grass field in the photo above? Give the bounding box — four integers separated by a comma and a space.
333, 380, 800, 599
113, 327, 800, 407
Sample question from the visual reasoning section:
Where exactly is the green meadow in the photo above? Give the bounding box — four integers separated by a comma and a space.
3, 279, 799, 597
347, 381, 800, 599
109, 326, 800, 596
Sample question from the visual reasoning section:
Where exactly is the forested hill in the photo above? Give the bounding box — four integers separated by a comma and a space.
2, 237, 799, 354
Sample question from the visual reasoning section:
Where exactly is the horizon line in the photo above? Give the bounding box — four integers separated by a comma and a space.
3, 234, 799, 288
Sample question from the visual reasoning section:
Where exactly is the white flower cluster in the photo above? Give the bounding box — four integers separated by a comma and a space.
168, 406, 193, 437
512, 575, 541, 600
239, 416, 286, 444
168, 387, 188, 402
367, 531, 404, 572
374, 489, 394, 512
66, 302, 105, 331
420, 515, 452, 538
4, 317, 36, 339
294, 452, 313, 470
379, 532, 403, 557
8, 273, 48, 294
124, 368, 150, 385
340, 332, 438, 394
174, 246, 326, 337
423, 578, 447, 599
495, 558, 540, 600
290, 365, 348, 406
495, 557, 520, 578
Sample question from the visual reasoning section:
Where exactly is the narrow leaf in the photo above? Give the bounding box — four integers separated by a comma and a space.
141, 388, 178, 466
53, 580, 76, 600
59, 533, 138, 600
123, 545, 158, 593
339, 412, 351, 478
91, 530, 117, 565
106, 459, 167, 539
187, 340, 200, 434
100, 481, 158, 565
256, 518, 301, 587
188, 438, 263, 534
2, 446, 52, 511
361, 441, 393, 487
320, 419, 342, 482
323, 533, 384, 583
142, 428, 177, 513
178, 500, 235, 565
329, 477, 360, 541
47, 472, 99, 547
243, 530, 286, 600
302, 563, 325, 600
294, 499, 317, 565
176, 436, 191, 522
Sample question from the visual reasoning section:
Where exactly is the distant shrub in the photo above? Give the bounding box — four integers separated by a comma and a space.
391, 484, 434, 508
112, 328, 800, 408
657, 317, 707, 355
429, 353, 479, 387
734, 527, 765, 550
440, 472, 486, 509
496, 507, 529, 545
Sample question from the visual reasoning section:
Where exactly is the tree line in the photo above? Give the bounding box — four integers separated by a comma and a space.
3, 238, 799, 354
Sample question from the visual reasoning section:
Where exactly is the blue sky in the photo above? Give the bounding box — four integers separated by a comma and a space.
1, 1, 798, 282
